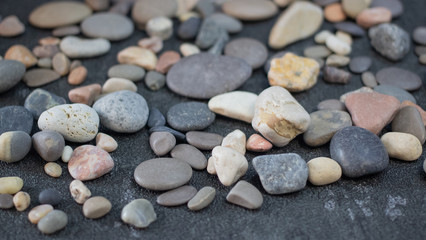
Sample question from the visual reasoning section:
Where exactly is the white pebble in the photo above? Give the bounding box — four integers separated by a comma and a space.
314, 30, 333, 44
326, 35, 351, 55
221, 129, 246, 155
179, 43, 200, 57
211, 146, 248, 186
61, 146, 73, 163
69, 180, 92, 204
146, 17, 173, 40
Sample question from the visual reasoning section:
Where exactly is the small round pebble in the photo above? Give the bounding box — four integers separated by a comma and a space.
186, 131, 223, 150
413, 26, 426, 46
28, 204, 54, 224
0, 194, 14, 209
70, 180, 91, 204
149, 126, 186, 142
157, 185, 198, 207
361, 72, 377, 88
83, 196, 112, 219
381, 132, 422, 161
149, 132, 176, 156
171, 144, 208, 170
0, 177, 23, 194
167, 102, 216, 132
303, 45, 332, 59
108, 64, 145, 82
121, 199, 157, 228
307, 157, 342, 186
68, 145, 114, 181
349, 56, 372, 73
32, 130, 65, 162
68, 66, 87, 85
39, 188, 62, 206
96, 133, 118, 152
52, 52, 71, 76
246, 134, 273, 153
37, 210, 68, 234
0, 131, 32, 163
44, 162, 62, 178
224, 38, 268, 69
155, 51, 181, 74
187, 186, 216, 211
61, 146, 73, 163
145, 71, 166, 91
13, 191, 31, 211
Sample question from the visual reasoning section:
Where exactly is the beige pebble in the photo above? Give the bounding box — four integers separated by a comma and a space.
0, 15, 25, 37
206, 156, 216, 175
102, 78, 137, 94
70, 60, 82, 71
211, 146, 248, 186
307, 157, 342, 186
326, 54, 350, 67
52, 52, 70, 76
420, 55, 426, 65
146, 16, 173, 40
44, 162, 62, 178
176, 0, 198, 17
314, 30, 333, 44
137, 36, 163, 53
381, 132, 422, 161
39, 37, 61, 46
4, 45, 38, 68
69, 180, 91, 204
96, 133, 118, 152
68, 66, 87, 85
61, 146, 73, 163
117, 46, 157, 70
221, 129, 246, 155
82, 196, 112, 219
208, 91, 257, 123
179, 43, 200, 57
68, 84, 102, 106
342, 0, 370, 19
37, 58, 52, 68
13, 191, 31, 211
0, 177, 23, 194
336, 31, 352, 45
28, 204, 54, 224
326, 35, 351, 55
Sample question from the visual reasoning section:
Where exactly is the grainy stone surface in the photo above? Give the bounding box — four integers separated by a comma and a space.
187, 186, 216, 211
0, 106, 33, 135
369, 23, 410, 61
167, 102, 215, 132
68, 145, 114, 181
121, 199, 157, 228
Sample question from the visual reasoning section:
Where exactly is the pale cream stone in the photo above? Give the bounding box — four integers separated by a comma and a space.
325, 35, 351, 55
342, 0, 370, 19
28, 204, 54, 224
336, 31, 353, 45
146, 17, 173, 40
211, 146, 248, 186
307, 157, 342, 186
117, 46, 157, 70
0, 177, 23, 194
326, 54, 350, 67
62, 146, 73, 163
314, 30, 333, 44
208, 91, 257, 123
102, 78, 137, 94
381, 132, 422, 161
70, 179, 92, 204
179, 43, 200, 57
176, 0, 199, 17
221, 129, 246, 155
207, 156, 216, 175
96, 133, 118, 152
44, 162, 62, 178
13, 191, 31, 211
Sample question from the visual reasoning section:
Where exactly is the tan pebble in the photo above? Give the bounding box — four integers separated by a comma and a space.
381, 132, 422, 161
52, 52, 70, 76
39, 37, 61, 46
96, 133, 118, 152
342, 0, 370, 19
13, 191, 31, 211
273, 0, 293, 7
117, 46, 157, 70
246, 134, 273, 152
221, 129, 246, 155
146, 17, 173, 40
0, 176, 24, 194
68, 66, 87, 85
102, 78, 137, 94
307, 157, 342, 186
155, 51, 181, 74
37, 58, 52, 69
0, 15, 25, 37
69, 180, 91, 204
356, 7, 391, 29
324, 3, 346, 23
326, 35, 351, 55
420, 55, 426, 65
178, 11, 200, 22
70, 60, 82, 71
62, 146, 73, 163
179, 43, 200, 57
314, 30, 333, 44
176, 0, 198, 17
137, 36, 163, 53
207, 157, 216, 175
32, 45, 60, 58
82, 196, 112, 219
68, 84, 102, 106
44, 162, 62, 178
28, 204, 53, 224
5, 45, 38, 68
336, 31, 353, 45
326, 54, 350, 67
268, 52, 320, 92
86, 0, 109, 11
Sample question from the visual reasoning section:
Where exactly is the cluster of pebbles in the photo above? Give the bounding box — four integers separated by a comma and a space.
0, 0, 425, 235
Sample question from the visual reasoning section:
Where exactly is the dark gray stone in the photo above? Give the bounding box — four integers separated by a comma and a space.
313, 0, 339, 7
0, 60, 26, 94
317, 99, 346, 111
149, 132, 176, 156
177, 17, 201, 40
226, 180, 263, 210
195, 18, 222, 49
134, 158, 192, 191
361, 71, 377, 88
0, 131, 31, 163
374, 85, 416, 103
39, 188, 62, 206
392, 106, 426, 144
156, 185, 197, 207
121, 199, 156, 228
303, 110, 352, 147
349, 56, 372, 73
167, 102, 215, 132
32, 130, 65, 162
37, 210, 68, 234
24, 88, 67, 119
253, 153, 308, 195
334, 22, 366, 37
167, 53, 252, 99
0, 106, 33, 135
147, 107, 166, 128
207, 28, 229, 55
375, 67, 422, 91
81, 13, 134, 41
145, 71, 166, 91
323, 66, 351, 84
371, 0, 404, 18
93, 90, 149, 133
170, 144, 208, 170
413, 26, 426, 45
369, 23, 410, 61
108, 64, 145, 82
186, 131, 223, 150
208, 13, 243, 34
195, 0, 215, 18
264, 51, 287, 73
149, 126, 186, 142
330, 126, 389, 178
414, 46, 426, 56
224, 38, 268, 69
0, 194, 14, 209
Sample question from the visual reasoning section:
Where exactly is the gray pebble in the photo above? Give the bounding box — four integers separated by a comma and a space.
208, 29, 229, 55
195, 18, 222, 49
93, 90, 149, 133
32, 131, 65, 162
361, 71, 377, 88
0, 131, 32, 163
177, 17, 201, 40
303, 45, 332, 59
24, 88, 66, 119
39, 188, 62, 206
187, 186, 216, 211
108, 64, 145, 82
149, 132, 176, 156
171, 144, 208, 170
226, 180, 263, 210
149, 126, 186, 142
0, 194, 14, 209
60, 36, 111, 59
147, 107, 166, 128
157, 185, 197, 207
324, 66, 351, 84
349, 56, 372, 73
52, 25, 80, 37
414, 46, 426, 56
374, 85, 416, 103
134, 158, 192, 191
0, 106, 33, 135
81, 13, 134, 41
145, 71, 166, 91
224, 37, 268, 69
23, 69, 61, 87
253, 153, 309, 194
392, 106, 425, 144
317, 99, 346, 111
37, 58, 52, 68
195, 0, 215, 18
369, 23, 410, 61
186, 131, 223, 150
0, 60, 26, 93
371, 0, 403, 18
37, 210, 68, 234
208, 13, 243, 34
121, 199, 156, 228
375, 67, 422, 91
334, 22, 365, 37
167, 102, 216, 132
413, 26, 426, 45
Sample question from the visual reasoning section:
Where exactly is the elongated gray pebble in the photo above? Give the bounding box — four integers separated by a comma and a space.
108, 64, 145, 82
37, 210, 68, 234
60, 36, 111, 58
157, 185, 197, 207
171, 144, 207, 170
186, 131, 223, 150
187, 186, 216, 211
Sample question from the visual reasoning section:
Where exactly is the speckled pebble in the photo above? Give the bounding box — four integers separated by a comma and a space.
167, 102, 215, 132
369, 23, 410, 61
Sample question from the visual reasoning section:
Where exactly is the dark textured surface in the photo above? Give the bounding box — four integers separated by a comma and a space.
0, 0, 426, 239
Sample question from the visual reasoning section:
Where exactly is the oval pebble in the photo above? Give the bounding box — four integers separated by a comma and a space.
68, 145, 114, 181
108, 64, 145, 82
177, 17, 201, 40
28, 204, 54, 224
61, 146, 73, 163
52, 25, 80, 37
167, 102, 215, 132
392, 106, 425, 144
334, 21, 366, 37
145, 71, 166, 91
167, 53, 252, 99
0, 177, 23, 194
361, 71, 377, 88
369, 23, 410, 61
376, 67, 422, 91
171, 144, 208, 170
37, 210, 68, 234
39, 189, 61, 206
149, 132, 176, 156
317, 99, 346, 111
224, 38, 268, 70
371, 0, 404, 18
157, 185, 197, 207
186, 131, 223, 150
44, 162, 62, 178
0, 194, 14, 209
131, 0, 177, 28
381, 132, 422, 161
0, 106, 33, 135
23, 69, 61, 87
0, 131, 32, 163
32, 130, 65, 162
187, 186, 216, 211
149, 126, 186, 142
13, 191, 31, 211
24, 89, 66, 119
0, 60, 26, 93
307, 157, 342, 186
134, 158, 192, 191
413, 27, 426, 46
81, 13, 134, 41
60, 36, 111, 58
102, 78, 137, 94
121, 199, 157, 228
246, 134, 273, 153
222, 0, 278, 21
349, 56, 372, 73
208, 13, 242, 34
226, 180, 263, 210
83, 196, 112, 219
96, 133, 118, 152
373, 85, 416, 103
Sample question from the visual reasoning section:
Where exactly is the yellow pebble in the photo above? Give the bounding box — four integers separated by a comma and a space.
0, 176, 23, 194
13, 191, 31, 211
44, 162, 62, 177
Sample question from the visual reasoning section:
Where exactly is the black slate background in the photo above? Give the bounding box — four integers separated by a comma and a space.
1, 0, 426, 239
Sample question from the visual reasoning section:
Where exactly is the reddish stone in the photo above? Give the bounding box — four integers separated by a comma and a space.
401, 101, 426, 126
324, 3, 346, 23
345, 92, 400, 134
246, 134, 273, 152
68, 66, 88, 85
68, 145, 114, 181
155, 51, 181, 74
137, 36, 163, 53
356, 7, 392, 29
68, 84, 101, 106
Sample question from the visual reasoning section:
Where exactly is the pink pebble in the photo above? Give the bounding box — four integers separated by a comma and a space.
68, 145, 114, 181
246, 134, 273, 152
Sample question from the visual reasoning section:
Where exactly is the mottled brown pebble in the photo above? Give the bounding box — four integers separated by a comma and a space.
68, 66, 87, 85
44, 162, 62, 178
13, 191, 31, 211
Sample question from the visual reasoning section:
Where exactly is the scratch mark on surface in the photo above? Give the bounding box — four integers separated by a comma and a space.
347, 208, 355, 221
324, 199, 336, 211
355, 197, 373, 217
385, 195, 407, 221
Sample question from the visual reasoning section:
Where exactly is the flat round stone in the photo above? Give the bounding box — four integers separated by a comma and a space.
177, 17, 201, 40
149, 126, 186, 142
81, 13, 134, 41
349, 56, 372, 73
371, 0, 404, 18
29, 1, 92, 29
208, 13, 242, 34
187, 186, 216, 211
226, 180, 263, 210
157, 185, 197, 207
334, 22, 365, 37
24, 89, 66, 119
147, 107, 166, 128
0, 131, 31, 163
330, 126, 389, 178
413, 27, 426, 46
32, 130, 65, 162
149, 132, 176, 156
376, 67, 422, 91
121, 199, 157, 228
0, 106, 33, 135
83, 196, 112, 219
307, 157, 342, 186
39, 188, 61, 206
361, 71, 377, 88
171, 144, 208, 170
134, 158, 192, 191
224, 38, 268, 69
93, 90, 149, 133
37, 210, 68, 234
317, 99, 346, 111
0, 194, 14, 209
60, 36, 111, 58
23, 69, 61, 87
373, 85, 416, 103
131, 0, 177, 27
167, 102, 215, 132
222, 0, 278, 21
0, 60, 26, 93
68, 145, 114, 181
167, 53, 252, 99
392, 106, 426, 144
186, 131, 223, 150
108, 64, 145, 82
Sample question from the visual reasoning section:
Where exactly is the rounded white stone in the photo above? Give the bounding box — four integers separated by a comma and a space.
61, 146, 73, 163
208, 91, 257, 123
211, 146, 248, 186
221, 129, 246, 155
314, 30, 333, 44
60, 36, 111, 58
326, 35, 351, 56
146, 16, 173, 40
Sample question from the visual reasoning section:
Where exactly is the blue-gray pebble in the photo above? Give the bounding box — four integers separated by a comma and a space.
32, 130, 65, 162
0, 106, 33, 135
37, 210, 68, 234
374, 85, 416, 103
149, 126, 186, 142
24, 88, 67, 119
177, 17, 201, 40
167, 102, 215, 132
39, 188, 62, 206
147, 107, 166, 128
0, 60, 26, 94
208, 13, 243, 34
